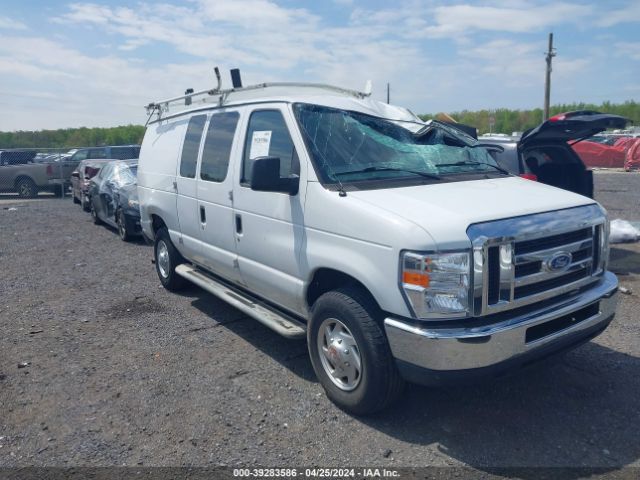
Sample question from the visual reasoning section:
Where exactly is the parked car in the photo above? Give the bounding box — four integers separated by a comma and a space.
69, 145, 140, 162
480, 111, 628, 198
0, 150, 68, 197
138, 80, 618, 414
88, 160, 141, 241
70, 159, 112, 211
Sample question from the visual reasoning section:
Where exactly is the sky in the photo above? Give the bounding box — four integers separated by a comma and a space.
0, 0, 639, 131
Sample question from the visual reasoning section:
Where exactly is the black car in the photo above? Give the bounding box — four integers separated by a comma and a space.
480, 111, 628, 198
69, 145, 140, 162
88, 160, 141, 241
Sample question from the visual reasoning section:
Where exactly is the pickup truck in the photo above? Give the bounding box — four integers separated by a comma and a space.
138, 79, 618, 414
0, 150, 79, 197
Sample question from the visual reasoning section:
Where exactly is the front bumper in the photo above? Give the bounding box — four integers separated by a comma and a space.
384, 271, 618, 385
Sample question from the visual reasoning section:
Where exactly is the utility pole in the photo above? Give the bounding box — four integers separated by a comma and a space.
543, 32, 556, 121
386, 83, 390, 104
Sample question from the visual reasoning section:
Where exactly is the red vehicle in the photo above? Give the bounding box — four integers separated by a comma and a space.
625, 138, 640, 171
70, 159, 112, 211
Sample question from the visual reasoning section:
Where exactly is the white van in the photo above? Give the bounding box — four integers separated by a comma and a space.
138, 79, 617, 414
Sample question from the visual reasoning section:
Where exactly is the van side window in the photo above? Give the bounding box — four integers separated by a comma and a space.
242, 110, 299, 184
180, 114, 207, 178
200, 112, 239, 183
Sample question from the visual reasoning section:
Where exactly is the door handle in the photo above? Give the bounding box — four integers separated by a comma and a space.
200, 205, 206, 224
235, 214, 242, 234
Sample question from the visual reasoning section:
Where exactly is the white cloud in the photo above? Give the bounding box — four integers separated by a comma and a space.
596, 2, 640, 27
0, 15, 28, 30
613, 42, 640, 61
425, 2, 592, 36
0, 1, 635, 130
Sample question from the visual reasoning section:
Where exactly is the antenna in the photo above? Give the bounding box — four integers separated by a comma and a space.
364, 80, 372, 96
184, 88, 194, 106
230, 68, 243, 88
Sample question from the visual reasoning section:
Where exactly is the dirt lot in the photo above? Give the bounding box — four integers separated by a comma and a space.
1, 172, 639, 474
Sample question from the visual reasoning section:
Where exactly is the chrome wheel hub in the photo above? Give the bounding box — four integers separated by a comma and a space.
157, 240, 170, 279
317, 318, 362, 391
118, 213, 125, 238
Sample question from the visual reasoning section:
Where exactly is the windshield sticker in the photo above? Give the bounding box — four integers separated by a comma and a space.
249, 131, 272, 159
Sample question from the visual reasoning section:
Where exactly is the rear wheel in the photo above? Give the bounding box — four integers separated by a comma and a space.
116, 209, 131, 242
308, 286, 404, 415
154, 227, 187, 291
16, 178, 37, 198
90, 200, 102, 225
81, 193, 90, 212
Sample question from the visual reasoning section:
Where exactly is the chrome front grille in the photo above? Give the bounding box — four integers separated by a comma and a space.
513, 227, 594, 300
468, 205, 607, 316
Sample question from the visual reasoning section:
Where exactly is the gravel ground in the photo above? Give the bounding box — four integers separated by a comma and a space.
1, 173, 639, 475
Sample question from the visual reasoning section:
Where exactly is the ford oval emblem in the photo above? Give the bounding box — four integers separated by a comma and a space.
545, 251, 572, 272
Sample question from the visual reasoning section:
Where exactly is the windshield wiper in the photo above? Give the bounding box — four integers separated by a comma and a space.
333, 166, 442, 180
436, 161, 510, 175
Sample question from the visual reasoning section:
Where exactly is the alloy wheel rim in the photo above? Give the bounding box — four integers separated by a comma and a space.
118, 213, 126, 239
317, 318, 362, 391
157, 240, 170, 279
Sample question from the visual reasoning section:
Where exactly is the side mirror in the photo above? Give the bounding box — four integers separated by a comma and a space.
71, 171, 80, 178
250, 156, 299, 195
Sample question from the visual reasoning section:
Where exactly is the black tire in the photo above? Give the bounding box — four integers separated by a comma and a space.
16, 178, 37, 198
90, 200, 102, 225
116, 209, 131, 242
73, 193, 81, 204
308, 286, 404, 415
154, 227, 187, 291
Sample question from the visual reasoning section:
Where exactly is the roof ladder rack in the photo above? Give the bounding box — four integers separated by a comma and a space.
145, 67, 372, 120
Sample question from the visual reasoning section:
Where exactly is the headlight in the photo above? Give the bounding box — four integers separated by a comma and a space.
127, 199, 139, 208
401, 251, 471, 318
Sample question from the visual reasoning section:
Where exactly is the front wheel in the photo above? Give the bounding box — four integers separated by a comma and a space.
116, 209, 131, 242
308, 286, 404, 415
154, 227, 187, 291
90, 200, 102, 225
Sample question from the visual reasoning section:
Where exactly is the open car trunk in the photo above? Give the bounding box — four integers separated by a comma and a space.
517, 111, 628, 199
521, 144, 594, 198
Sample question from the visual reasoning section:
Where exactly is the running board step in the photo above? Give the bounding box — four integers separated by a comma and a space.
175, 264, 306, 339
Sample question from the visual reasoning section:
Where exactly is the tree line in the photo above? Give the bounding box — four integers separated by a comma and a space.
0, 125, 145, 149
0, 101, 638, 149
420, 100, 639, 135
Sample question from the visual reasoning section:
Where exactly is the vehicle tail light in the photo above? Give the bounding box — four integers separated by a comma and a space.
548, 114, 566, 122
519, 173, 538, 181
46, 164, 53, 175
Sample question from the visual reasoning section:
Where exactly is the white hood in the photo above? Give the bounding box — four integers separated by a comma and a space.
348, 176, 595, 250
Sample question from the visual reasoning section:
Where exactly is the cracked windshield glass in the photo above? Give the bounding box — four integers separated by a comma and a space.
294, 103, 503, 184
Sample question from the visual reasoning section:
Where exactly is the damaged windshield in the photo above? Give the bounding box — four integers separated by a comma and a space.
293, 103, 505, 186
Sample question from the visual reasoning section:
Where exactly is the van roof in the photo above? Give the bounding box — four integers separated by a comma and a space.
146, 82, 424, 128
